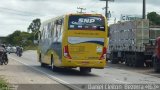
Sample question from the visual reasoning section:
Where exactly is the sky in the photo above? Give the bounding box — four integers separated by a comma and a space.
0, 0, 160, 36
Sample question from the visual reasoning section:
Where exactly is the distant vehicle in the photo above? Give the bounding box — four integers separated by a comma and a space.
16, 46, 23, 57
0, 46, 8, 65
153, 37, 160, 72
38, 13, 108, 73
6, 46, 11, 53
7, 46, 16, 54
108, 19, 155, 67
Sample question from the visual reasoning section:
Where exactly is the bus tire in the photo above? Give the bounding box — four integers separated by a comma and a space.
39, 54, 47, 67
51, 55, 58, 71
39, 53, 42, 62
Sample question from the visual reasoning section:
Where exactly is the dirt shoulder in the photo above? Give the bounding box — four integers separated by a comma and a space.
0, 58, 70, 90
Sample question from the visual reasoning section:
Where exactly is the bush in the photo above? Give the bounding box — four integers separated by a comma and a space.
0, 77, 9, 90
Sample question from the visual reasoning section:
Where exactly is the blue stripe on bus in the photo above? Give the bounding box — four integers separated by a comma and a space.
69, 41, 104, 46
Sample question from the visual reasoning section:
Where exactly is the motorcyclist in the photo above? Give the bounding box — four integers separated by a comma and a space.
16, 46, 23, 57
1, 44, 7, 54
0, 44, 8, 65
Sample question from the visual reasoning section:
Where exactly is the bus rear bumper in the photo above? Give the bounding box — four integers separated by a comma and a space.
61, 59, 106, 69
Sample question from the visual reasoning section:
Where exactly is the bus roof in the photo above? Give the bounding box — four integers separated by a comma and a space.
41, 13, 105, 26
41, 15, 64, 25
67, 13, 104, 16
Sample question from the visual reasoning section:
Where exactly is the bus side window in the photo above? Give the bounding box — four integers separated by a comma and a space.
58, 19, 63, 37
41, 28, 45, 40
47, 22, 52, 38
38, 31, 41, 40
44, 26, 47, 39
57, 19, 64, 42
53, 19, 63, 42
53, 21, 58, 42
51, 22, 54, 38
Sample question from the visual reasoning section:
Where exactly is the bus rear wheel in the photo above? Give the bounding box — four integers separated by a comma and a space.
51, 55, 58, 71
39, 53, 42, 61
80, 68, 91, 73
51, 63, 58, 71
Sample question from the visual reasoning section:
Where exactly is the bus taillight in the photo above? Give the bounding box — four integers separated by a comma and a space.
64, 45, 72, 59
99, 47, 107, 60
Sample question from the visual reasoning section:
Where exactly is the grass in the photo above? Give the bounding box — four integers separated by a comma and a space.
24, 45, 38, 51
0, 77, 9, 90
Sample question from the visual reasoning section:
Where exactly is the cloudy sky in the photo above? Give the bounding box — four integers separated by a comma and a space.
0, 0, 160, 36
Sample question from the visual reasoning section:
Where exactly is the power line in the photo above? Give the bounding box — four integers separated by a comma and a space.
0, 9, 34, 17
0, 6, 42, 16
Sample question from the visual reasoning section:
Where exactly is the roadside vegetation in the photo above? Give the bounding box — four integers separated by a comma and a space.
5, 30, 36, 51
4, 18, 41, 50
147, 12, 160, 26
0, 77, 9, 90
23, 45, 38, 51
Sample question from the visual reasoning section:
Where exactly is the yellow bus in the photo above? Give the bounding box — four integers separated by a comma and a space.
38, 13, 108, 72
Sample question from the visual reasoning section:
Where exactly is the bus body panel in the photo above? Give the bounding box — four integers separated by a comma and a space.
68, 37, 104, 60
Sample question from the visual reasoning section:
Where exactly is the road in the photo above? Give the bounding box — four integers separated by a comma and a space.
0, 51, 71, 90
1, 50, 160, 90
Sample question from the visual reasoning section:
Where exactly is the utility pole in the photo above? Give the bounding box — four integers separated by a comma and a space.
100, 0, 114, 18
142, 0, 146, 19
77, 7, 86, 14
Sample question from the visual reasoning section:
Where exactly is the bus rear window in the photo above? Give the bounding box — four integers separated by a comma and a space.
68, 15, 105, 31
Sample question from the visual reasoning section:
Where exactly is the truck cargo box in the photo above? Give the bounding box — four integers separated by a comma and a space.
109, 19, 149, 52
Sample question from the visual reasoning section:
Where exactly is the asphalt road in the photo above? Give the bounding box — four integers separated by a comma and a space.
5, 50, 160, 90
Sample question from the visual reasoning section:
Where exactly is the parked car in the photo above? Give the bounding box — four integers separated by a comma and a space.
7, 46, 16, 54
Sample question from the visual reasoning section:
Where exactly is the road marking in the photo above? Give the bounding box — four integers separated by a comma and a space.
9, 57, 83, 90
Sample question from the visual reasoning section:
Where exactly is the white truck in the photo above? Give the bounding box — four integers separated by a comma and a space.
108, 19, 154, 67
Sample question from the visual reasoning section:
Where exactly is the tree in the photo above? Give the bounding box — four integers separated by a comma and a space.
28, 18, 41, 33
28, 18, 41, 40
147, 12, 160, 25
5, 30, 34, 46
6, 30, 21, 45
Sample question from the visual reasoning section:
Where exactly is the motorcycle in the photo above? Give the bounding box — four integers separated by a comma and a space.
0, 48, 8, 65
16, 48, 22, 57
